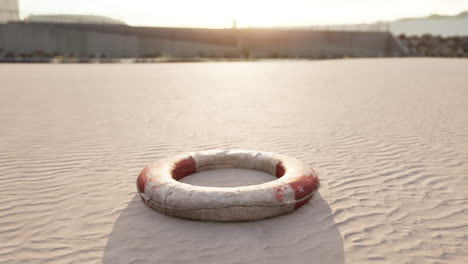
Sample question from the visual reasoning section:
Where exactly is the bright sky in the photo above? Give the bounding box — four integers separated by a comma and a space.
19, 0, 468, 28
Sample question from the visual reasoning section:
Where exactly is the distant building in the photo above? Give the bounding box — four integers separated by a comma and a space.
0, 0, 19, 23
0, 22, 406, 59
304, 11, 468, 37
390, 17, 468, 37
0, 0, 406, 59
24, 14, 125, 25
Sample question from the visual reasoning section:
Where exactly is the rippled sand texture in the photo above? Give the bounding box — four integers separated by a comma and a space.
1, 59, 468, 264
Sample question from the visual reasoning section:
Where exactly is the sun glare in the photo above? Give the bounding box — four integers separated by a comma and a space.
131, 0, 468, 28
139, 0, 367, 28
19, 0, 468, 28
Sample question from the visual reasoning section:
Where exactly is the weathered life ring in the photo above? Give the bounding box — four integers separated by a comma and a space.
137, 150, 319, 221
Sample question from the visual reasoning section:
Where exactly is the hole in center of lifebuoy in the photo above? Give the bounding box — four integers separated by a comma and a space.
179, 168, 275, 187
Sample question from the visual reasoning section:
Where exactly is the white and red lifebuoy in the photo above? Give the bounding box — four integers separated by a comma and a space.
137, 150, 319, 221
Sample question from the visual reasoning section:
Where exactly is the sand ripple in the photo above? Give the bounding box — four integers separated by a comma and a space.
1, 59, 468, 263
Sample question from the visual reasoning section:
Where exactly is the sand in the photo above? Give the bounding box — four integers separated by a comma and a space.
0, 58, 467, 264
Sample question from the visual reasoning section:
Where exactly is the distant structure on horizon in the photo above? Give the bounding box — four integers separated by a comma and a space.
0, 0, 19, 23
0, 1, 424, 60
307, 11, 468, 37
0, 22, 405, 59
24, 14, 125, 25
391, 16, 468, 37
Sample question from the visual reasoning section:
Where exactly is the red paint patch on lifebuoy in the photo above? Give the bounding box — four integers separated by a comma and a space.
276, 162, 286, 178
274, 186, 286, 202
289, 173, 319, 209
137, 167, 150, 193
172, 156, 196, 180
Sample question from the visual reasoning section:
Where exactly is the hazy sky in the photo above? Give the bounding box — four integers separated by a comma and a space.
19, 0, 468, 28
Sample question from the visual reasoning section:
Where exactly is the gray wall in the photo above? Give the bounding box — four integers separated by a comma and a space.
0, 22, 405, 58
238, 29, 402, 58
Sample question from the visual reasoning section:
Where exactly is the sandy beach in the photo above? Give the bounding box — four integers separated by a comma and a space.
1, 58, 467, 263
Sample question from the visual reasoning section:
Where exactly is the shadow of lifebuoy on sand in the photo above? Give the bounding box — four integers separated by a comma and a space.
102, 193, 344, 264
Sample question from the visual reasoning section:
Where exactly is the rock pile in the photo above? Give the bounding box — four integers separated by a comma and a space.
398, 34, 468, 57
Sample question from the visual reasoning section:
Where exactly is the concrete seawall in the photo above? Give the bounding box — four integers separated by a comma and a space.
0, 22, 406, 59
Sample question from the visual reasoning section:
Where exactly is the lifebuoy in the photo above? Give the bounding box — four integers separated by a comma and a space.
137, 150, 319, 221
